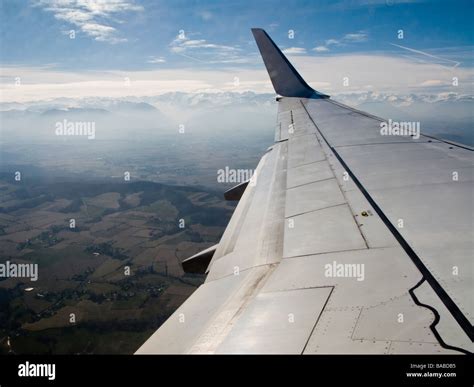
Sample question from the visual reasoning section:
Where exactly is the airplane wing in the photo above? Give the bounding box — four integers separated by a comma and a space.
136, 28, 473, 354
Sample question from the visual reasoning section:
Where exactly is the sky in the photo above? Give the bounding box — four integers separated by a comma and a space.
0, 0, 473, 102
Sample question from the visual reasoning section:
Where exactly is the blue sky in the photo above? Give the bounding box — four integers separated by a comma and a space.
0, 0, 473, 101
1, 0, 473, 69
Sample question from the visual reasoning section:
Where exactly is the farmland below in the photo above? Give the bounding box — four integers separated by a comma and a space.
0, 173, 235, 354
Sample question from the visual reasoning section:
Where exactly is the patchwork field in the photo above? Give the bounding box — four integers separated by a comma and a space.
0, 176, 235, 354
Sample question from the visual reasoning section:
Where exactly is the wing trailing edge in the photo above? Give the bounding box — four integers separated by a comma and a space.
251, 28, 329, 99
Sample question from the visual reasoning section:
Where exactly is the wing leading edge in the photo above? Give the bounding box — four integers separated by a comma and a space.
136, 29, 473, 354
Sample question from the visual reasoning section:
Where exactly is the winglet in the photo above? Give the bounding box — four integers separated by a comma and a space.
251, 28, 329, 99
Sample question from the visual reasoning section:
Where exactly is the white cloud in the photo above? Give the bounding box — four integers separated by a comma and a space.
1, 54, 472, 102
170, 37, 238, 53
282, 47, 307, 55
325, 38, 340, 46
343, 32, 368, 43
81, 23, 124, 43
324, 31, 368, 47
268, 22, 279, 31
419, 79, 444, 86
147, 56, 166, 64
287, 54, 472, 95
34, 0, 143, 43
313, 46, 329, 52
168, 34, 244, 64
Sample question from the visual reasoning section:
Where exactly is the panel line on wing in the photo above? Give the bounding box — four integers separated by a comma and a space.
284, 202, 347, 219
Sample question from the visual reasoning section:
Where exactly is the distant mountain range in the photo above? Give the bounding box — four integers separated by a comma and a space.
0, 101, 158, 115
0, 92, 274, 113
1, 91, 471, 144
1, 90, 471, 113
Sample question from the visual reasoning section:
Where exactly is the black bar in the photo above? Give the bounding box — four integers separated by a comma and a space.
0, 355, 471, 386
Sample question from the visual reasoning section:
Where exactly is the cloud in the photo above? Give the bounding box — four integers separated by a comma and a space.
343, 32, 368, 43
268, 22, 279, 31
147, 56, 166, 64
170, 37, 238, 53
325, 38, 341, 46
1, 53, 472, 102
282, 47, 307, 55
168, 34, 244, 64
419, 79, 444, 86
286, 54, 472, 95
313, 46, 329, 52
324, 31, 368, 47
34, 0, 143, 43
81, 23, 124, 43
